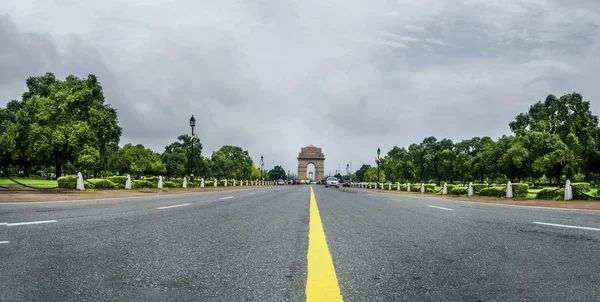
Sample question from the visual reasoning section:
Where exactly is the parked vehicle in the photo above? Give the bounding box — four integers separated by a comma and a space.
342, 180, 351, 187
325, 177, 340, 188
276, 179, 285, 185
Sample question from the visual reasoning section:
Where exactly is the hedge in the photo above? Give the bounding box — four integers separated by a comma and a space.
205, 180, 214, 187
449, 186, 469, 195
536, 187, 564, 200
512, 183, 529, 198
410, 184, 422, 191
424, 184, 436, 192
107, 176, 127, 186
446, 184, 457, 191
479, 187, 506, 197
472, 183, 488, 194
571, 182, 591, 193
132, 180, 154, 189
87, 178, 116, 189
163, 181, 177, 188
57, 176, 77, 189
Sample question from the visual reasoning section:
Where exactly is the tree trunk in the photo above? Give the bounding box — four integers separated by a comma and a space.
56, 162, 62, 179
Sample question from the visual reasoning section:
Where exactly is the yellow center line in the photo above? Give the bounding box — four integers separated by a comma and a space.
306, 186, 343, 301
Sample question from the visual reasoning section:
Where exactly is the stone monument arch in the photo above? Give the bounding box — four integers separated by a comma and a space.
298, 145, 325, 181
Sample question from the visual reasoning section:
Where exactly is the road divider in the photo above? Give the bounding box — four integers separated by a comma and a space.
533, 222, 600, 231
6, 220, 58, 226
306, 186, 343, 301
156, 203, 190, 210
427, 205, 454, 211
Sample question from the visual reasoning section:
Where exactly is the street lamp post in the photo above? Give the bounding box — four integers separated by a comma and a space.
189, 115, 196, 181
377, 147, 381, 185
346, 163, 349, 179
260, 155, 264, 180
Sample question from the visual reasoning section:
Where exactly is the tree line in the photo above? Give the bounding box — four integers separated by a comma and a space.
352, 93, 600, 186
0, 73, 282, 181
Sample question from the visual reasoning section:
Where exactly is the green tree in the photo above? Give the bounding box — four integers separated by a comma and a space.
522, 131, 577, 185
13, 73, 122, 177
355, 164, 371, 182
510, 93, 600, 181
161, 134, 208, 178
117, 144, 165, 178
268, 165, 286, 180
210, 145, 253, 179
364, 166, 386, 183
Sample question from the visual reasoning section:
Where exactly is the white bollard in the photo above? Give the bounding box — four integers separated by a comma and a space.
233, 179, 236, 186
126, 174, 132, 189
201, 178, 205, 188
421, 183, 425, 193
158, 176, 163, 189
564, 180, 573, 201
182, 177, 187, 188
407, 183, 411, 192
468, 182, 474, 196
506, 181, 513, 198
397, 182, 400, 191
76, 172, 85, 191
214, 178, 217, 187
224, 179, 228, 187
388, 183, 392, 190
442, 183, 447, 195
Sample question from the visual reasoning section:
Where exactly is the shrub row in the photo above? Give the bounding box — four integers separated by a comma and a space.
57, 176, 263, 189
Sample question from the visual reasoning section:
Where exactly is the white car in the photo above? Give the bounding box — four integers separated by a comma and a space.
325, 177, 340, 188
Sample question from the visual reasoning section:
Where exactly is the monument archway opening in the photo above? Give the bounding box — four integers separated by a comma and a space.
306, 163, 316, 181
297, 145, 325, 182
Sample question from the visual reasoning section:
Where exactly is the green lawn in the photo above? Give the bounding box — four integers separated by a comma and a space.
0, 177, 58, 188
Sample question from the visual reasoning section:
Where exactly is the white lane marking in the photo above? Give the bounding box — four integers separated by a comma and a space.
427, 205, 454, 211
219, 196, 234, 200
0, 223, 7, 226
156, 203, 190, 210
0, 241, 9, 244
6, 220, 58, 226
262, 191, 267, 193
533, 222, 600, 231
247, 192, 255, 195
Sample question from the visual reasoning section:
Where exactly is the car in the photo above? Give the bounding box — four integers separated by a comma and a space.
276, 179, 285, 185
342, 180, 351, 187
325, 176, 340, 188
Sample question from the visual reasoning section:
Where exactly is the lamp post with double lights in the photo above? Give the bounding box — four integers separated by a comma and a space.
189, 115, 196, 181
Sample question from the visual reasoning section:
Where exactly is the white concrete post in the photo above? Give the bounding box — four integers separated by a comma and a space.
76, 172, 85, 190
506, 181, 513, 198
126, 174, 132, 189
564, 180, 573, 201
407, 183, 411, 192
201, 178, 205, 188
182, 177, 187, 188
443, 183, 447, 195
421, 183, 425, 193
158, 176, 163, 189
468, 182, 474, 196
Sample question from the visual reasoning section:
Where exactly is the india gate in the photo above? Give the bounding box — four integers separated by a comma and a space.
297, 145, 325, 181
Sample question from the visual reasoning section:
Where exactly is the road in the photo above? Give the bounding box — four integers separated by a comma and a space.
1, 185, 600, 301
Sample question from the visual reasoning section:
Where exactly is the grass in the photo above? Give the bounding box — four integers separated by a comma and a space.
0, 177, 59, 188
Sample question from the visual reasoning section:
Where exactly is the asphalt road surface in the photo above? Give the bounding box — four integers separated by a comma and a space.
1, 185, 600, 301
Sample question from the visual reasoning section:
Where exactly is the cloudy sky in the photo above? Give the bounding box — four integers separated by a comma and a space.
1, 0, 599, 177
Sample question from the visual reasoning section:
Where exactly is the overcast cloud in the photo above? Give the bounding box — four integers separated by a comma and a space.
1, 0, 599, 176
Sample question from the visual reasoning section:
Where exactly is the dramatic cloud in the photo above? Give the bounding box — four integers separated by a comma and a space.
1, 0, 599, 176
